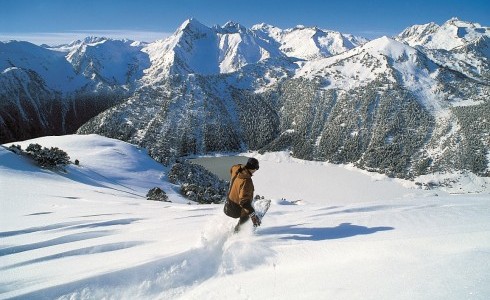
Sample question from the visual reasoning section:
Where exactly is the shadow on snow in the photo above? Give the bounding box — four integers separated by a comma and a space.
259, 222, 394, 241
6, 228, 265, 299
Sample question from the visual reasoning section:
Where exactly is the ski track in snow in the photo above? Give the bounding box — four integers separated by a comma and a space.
1, 214, 274, 299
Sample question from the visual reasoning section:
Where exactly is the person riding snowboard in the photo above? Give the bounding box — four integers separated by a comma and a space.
228, 157, 261, 232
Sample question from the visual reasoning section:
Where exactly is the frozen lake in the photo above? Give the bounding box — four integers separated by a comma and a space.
190, 155, 249, 181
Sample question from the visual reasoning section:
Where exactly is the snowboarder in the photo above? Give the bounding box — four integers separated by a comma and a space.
227, 157, 261, 232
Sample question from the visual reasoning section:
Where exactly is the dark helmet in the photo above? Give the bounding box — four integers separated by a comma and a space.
245, 157, 259, 170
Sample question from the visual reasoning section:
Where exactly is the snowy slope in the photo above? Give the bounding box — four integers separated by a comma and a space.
215, 21, 285, 74
296, 36, 433, 85
1, 134, 489, 299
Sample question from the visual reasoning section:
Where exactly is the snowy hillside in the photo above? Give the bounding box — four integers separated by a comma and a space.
296, 36, 434, 90
1, 134, 489, 299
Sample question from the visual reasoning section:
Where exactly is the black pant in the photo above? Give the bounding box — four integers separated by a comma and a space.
234, 214, 250, 232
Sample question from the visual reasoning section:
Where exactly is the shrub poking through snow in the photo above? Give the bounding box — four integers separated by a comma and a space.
7, 144, 22, 154
8, 143, 71, 170
168, 160, 228, 204
146, 187, 169, 202
26, 144, 71, 169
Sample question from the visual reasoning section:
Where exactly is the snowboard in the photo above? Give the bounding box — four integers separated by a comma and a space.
234, 198, 271, 233
252, 198, 271, 222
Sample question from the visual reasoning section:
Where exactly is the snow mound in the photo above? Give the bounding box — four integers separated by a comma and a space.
3, 134, 187, 203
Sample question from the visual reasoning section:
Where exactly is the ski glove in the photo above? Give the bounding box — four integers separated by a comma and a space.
250, 212, 261, 227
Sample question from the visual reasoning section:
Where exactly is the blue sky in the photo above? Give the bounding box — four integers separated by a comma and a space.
1, 0, 489, 45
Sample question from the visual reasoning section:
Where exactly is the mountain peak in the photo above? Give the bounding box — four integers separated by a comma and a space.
178, 18, 210, 33
448, 17, 461, 23
216, 21, 248, 34
443, 17, 480, 28
397, 22, 439, 40
222, 21, 244, 29
82, 36, 108, 44
251, 23, 279, 31
363, 36, 415, 56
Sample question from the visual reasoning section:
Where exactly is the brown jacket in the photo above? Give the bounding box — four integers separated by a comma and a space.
228, 164, 255, 214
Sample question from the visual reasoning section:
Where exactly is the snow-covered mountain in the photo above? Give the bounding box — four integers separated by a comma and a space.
2, 18, 489, 180
142, 18, 293, 82
252, 23, 368, 60
397, 17, 489, 50
142, 18, 365, 81
0, 37, 142, 143
66, 38, 150, 86
396, 17, 490, 80
0, 40, 88, 92
1, 18, 360, 143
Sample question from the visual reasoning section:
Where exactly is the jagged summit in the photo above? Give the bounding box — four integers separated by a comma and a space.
143, 18, 292, 77
445, 17, 484, 28
66, 38, 149, 86
217, 21, 249, 34
396, 18, 490, 81
75, 36, 109, 46
177, 18, 210, 33
397, 22, 439, 41
251, 23, 277, 30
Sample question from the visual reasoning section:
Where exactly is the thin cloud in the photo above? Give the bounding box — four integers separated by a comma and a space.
0, 30, 172, 46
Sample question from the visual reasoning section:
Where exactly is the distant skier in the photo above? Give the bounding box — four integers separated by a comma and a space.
226, 157, 261, 232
